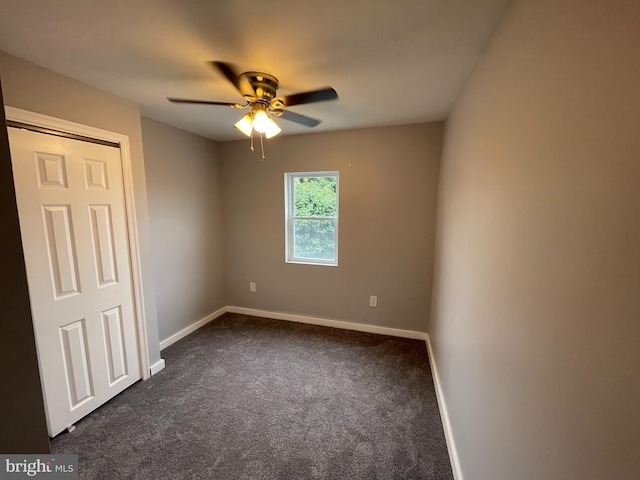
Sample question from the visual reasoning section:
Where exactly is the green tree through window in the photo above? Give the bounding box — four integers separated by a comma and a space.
285, 172, 339, 265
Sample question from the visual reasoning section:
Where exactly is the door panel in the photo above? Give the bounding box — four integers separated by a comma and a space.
60, 319, 93, 407
42, 204, 81, 298
8, 127, 141, 436
89, 204, 118, 286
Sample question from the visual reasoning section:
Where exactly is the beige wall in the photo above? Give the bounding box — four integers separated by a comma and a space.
220, 123, 442, 332
430, 0, 640, 479
0, 51, 162, 366
141, 117, 226, 341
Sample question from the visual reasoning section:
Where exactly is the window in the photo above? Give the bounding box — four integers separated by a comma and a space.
285, 171, 339, 266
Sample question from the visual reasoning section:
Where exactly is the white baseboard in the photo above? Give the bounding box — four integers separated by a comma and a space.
149, 359, 165, 376
226, 306, 428, 340
425, 334, 463, 480
159, 307, 227, 351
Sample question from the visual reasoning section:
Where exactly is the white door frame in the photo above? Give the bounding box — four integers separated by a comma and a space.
5, 106, 151, 381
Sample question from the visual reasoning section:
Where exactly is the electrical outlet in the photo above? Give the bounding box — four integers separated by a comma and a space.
249, 282, 256, 292
369, 295, 378, 307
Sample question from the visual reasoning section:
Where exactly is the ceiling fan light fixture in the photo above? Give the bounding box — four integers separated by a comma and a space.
252, 110, 271, 133
234, 113, 253, 137
251, 108, 281, 138
264, 117, 281, 138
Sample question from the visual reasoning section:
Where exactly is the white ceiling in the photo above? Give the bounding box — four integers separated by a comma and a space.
0, 0, 510, 141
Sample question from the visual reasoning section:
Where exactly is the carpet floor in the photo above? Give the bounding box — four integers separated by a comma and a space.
51, 313, 454, 479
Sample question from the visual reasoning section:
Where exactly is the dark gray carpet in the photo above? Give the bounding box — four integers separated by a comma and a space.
52, 313, 454, 479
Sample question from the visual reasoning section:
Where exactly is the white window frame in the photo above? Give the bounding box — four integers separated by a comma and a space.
285, 171, 339, 266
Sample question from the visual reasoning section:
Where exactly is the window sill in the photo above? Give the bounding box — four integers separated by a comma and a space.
285, 259, 338, 267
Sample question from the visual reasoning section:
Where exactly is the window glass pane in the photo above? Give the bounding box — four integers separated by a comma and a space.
293, 219, 336, 260
293, 176, 337, 217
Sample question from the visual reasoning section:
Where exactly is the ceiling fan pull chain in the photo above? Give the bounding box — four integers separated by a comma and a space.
260, 132, 266, 160
250, 128, 254, 152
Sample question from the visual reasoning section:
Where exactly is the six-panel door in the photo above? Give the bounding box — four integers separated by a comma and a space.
8, 127, 141, 437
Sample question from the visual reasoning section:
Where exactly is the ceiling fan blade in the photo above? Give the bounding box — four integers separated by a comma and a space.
278, 109, 321, 127
274, 87, 338, 108
210, 61, 256, 98
168, 97, 245, 108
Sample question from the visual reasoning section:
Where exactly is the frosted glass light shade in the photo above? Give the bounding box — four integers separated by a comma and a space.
264, 119, 281, 138
234, 110, 281, 138
252, 110, 271, 133
235, 114, 253, 136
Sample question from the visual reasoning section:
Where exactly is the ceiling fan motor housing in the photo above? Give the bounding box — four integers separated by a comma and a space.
242, 71, 279, 103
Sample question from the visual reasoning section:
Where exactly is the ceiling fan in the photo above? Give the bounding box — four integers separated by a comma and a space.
168, 61, 338, 140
